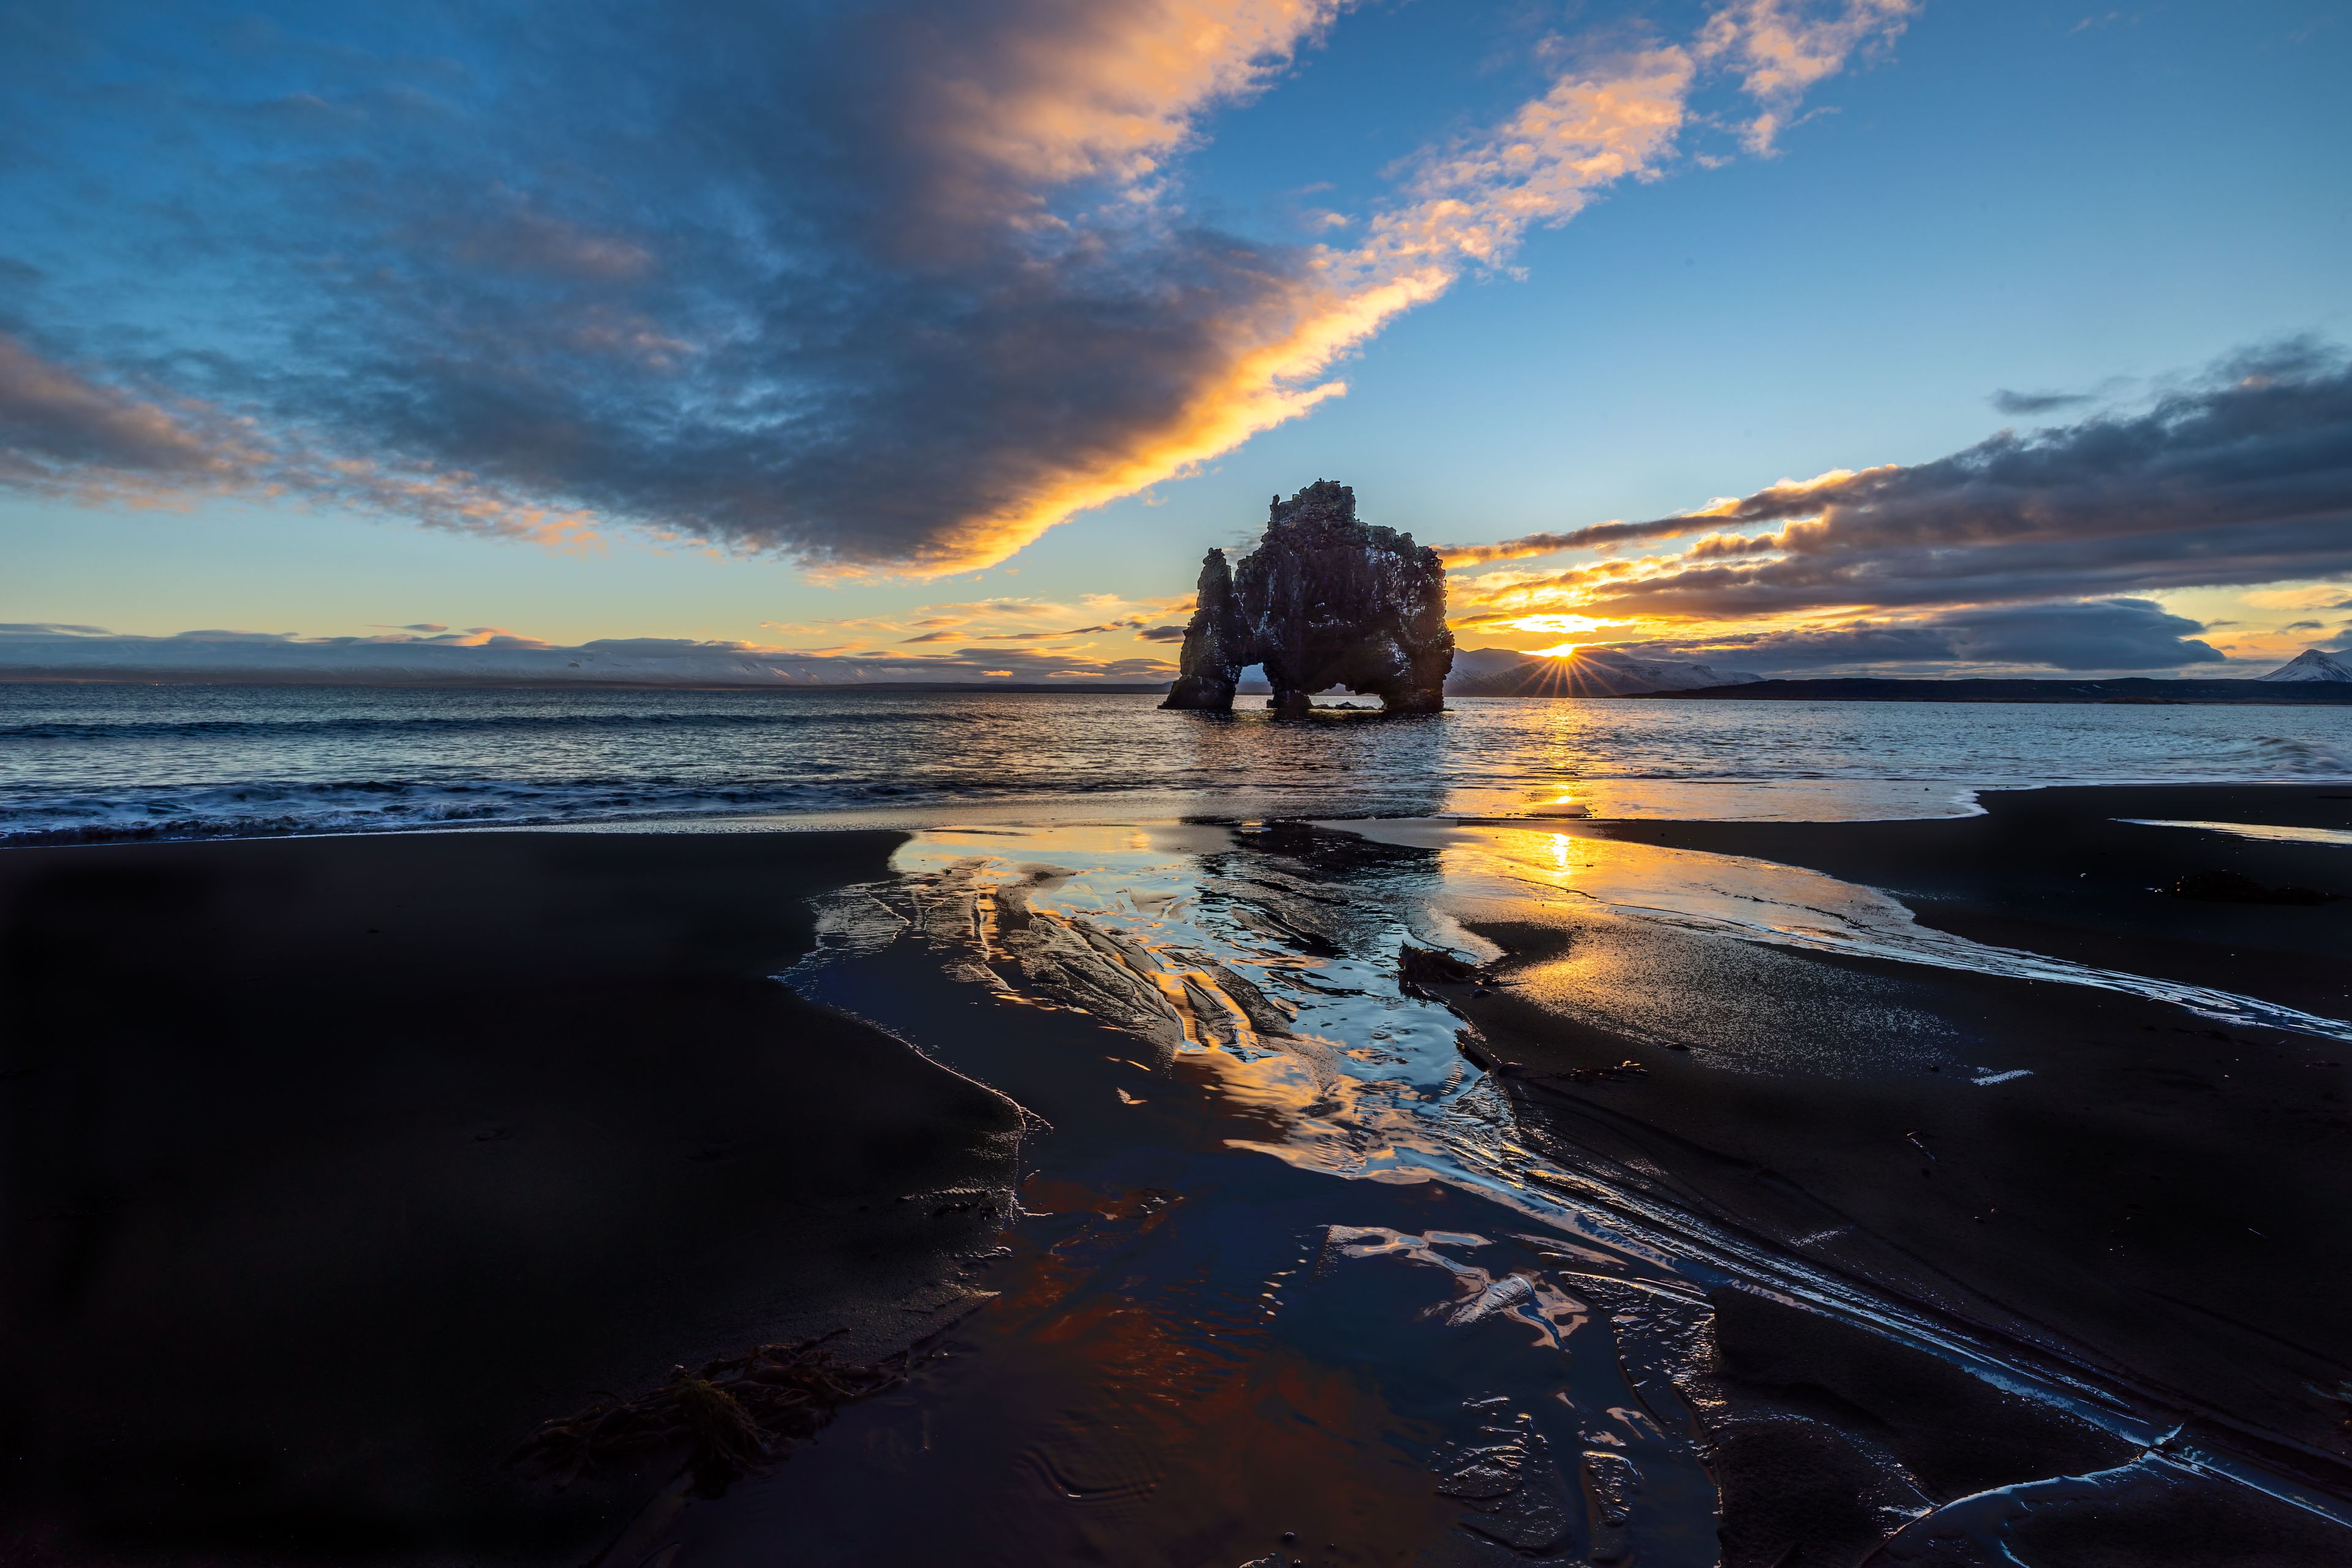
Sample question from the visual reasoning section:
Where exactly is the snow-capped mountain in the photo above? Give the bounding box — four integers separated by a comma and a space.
2258, 649, 2352, 682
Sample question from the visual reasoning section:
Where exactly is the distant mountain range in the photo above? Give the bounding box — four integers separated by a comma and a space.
1446, 646, 1763, 697
1444, 645, 2352, 702
6, 625, 2343, 695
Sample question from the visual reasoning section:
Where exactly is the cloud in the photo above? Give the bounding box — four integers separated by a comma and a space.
1990, 387, 2094, 415
1137, 624, 1190, 641
1696, 0, 1917, 154
1607, 598, 2227, 674
764, 591, 1191, 656
0, 334, 605, 546
0, 624, 1175, 686
1452, 338, 2352, 620
3, 0, 1913, 573
0, 335, 242, 484
1439, 511, 1742, 567
2241, 584, 2352, 610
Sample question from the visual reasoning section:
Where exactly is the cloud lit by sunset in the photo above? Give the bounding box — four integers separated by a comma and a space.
4, 1, 2346, 678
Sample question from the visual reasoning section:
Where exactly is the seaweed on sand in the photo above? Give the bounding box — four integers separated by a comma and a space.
510, 1330, 925, 1495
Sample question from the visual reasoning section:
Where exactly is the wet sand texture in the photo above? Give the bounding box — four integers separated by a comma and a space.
1593, 783, 2352, 1018
0, 831, 1022, 1564
1431, 786, 2352, 1560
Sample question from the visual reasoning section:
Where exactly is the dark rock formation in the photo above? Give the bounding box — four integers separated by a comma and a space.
1160, 480, 1453, 715
1160, 547, 1248, 710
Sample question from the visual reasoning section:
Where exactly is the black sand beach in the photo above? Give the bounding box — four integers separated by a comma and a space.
0, 830, 1020, 1565
2, 787, 2348, 1566
1409, 785, 2352, 1563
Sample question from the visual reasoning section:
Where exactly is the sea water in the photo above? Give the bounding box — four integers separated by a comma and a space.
0, 684, 2346, 843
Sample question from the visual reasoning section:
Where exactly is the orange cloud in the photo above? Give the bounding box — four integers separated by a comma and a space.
4, 2, 1917, 578
834, 2, 1916, 575
1699, 0, 1918, 154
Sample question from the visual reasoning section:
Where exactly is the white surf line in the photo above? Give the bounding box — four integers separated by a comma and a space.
1973, 1069, 2034, 1086
2117, 818, 2352, 847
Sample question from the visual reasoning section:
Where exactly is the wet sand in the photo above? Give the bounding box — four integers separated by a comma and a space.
1394, 784, 2352, 1562
607, 820, 1733, 1568
4, 790, 2349, 1567
0, 830, 1022, 1565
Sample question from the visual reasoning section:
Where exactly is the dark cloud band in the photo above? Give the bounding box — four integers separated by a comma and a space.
1460, 339, 2352, 618
1603, 598, 2225, 674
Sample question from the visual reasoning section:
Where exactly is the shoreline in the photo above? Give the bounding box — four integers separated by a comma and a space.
12, 766, 2352, 853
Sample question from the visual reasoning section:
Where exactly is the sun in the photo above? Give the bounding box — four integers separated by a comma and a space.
1530, 641, 1581, 658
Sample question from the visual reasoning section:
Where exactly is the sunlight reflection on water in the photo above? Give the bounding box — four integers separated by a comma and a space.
7, 685, 2348, 842
721, 810, 2343, 1567
1339, 819, 2352, 1046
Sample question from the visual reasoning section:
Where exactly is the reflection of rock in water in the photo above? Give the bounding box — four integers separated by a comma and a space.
900, 860, 1301, 1063
1163, 479, 1453, 715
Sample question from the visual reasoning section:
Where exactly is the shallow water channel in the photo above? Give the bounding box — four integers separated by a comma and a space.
625, 816, 2346, 1567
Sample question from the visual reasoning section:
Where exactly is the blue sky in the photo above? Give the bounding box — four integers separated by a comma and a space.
3, 0, 2348, 680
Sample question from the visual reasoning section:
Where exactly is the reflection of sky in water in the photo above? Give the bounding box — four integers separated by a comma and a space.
2118, 818, 2352, 847
888, 823, 1659, 1223
767, 818, 1753, 1565
753, 814, 2289, 1562
1339, 820, 2352, 1047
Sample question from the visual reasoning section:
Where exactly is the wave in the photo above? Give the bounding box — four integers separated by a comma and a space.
2244, 733, 2352, 775
0, 703, 1036, 745
0, 771, 1251, 846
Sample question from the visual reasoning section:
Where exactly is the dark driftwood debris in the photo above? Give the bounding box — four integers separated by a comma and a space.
510, 1331, 923, 1495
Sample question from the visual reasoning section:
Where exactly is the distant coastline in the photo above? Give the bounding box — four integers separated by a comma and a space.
1640, 676, 2352, 704
7, 670, 2348, 703
0, 673, 1170, 694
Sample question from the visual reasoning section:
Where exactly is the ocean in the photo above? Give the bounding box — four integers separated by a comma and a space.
1, 684, 2346, 844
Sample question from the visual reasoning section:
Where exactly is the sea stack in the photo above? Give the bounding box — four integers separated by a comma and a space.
1161, 480, 1453, 715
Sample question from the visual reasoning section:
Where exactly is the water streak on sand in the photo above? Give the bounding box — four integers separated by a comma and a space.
517, 790, 2352, 1568
763, 823, 1736, 1563
715, 816, 2352, 1564
1336, 820, 2352, 1045
2119, 818, 2352, 847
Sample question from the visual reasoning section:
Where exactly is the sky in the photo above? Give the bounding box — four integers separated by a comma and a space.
2, 0, 2349, 683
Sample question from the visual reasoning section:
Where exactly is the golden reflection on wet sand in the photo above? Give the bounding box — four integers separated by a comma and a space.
1337, 818, 2352, 1044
